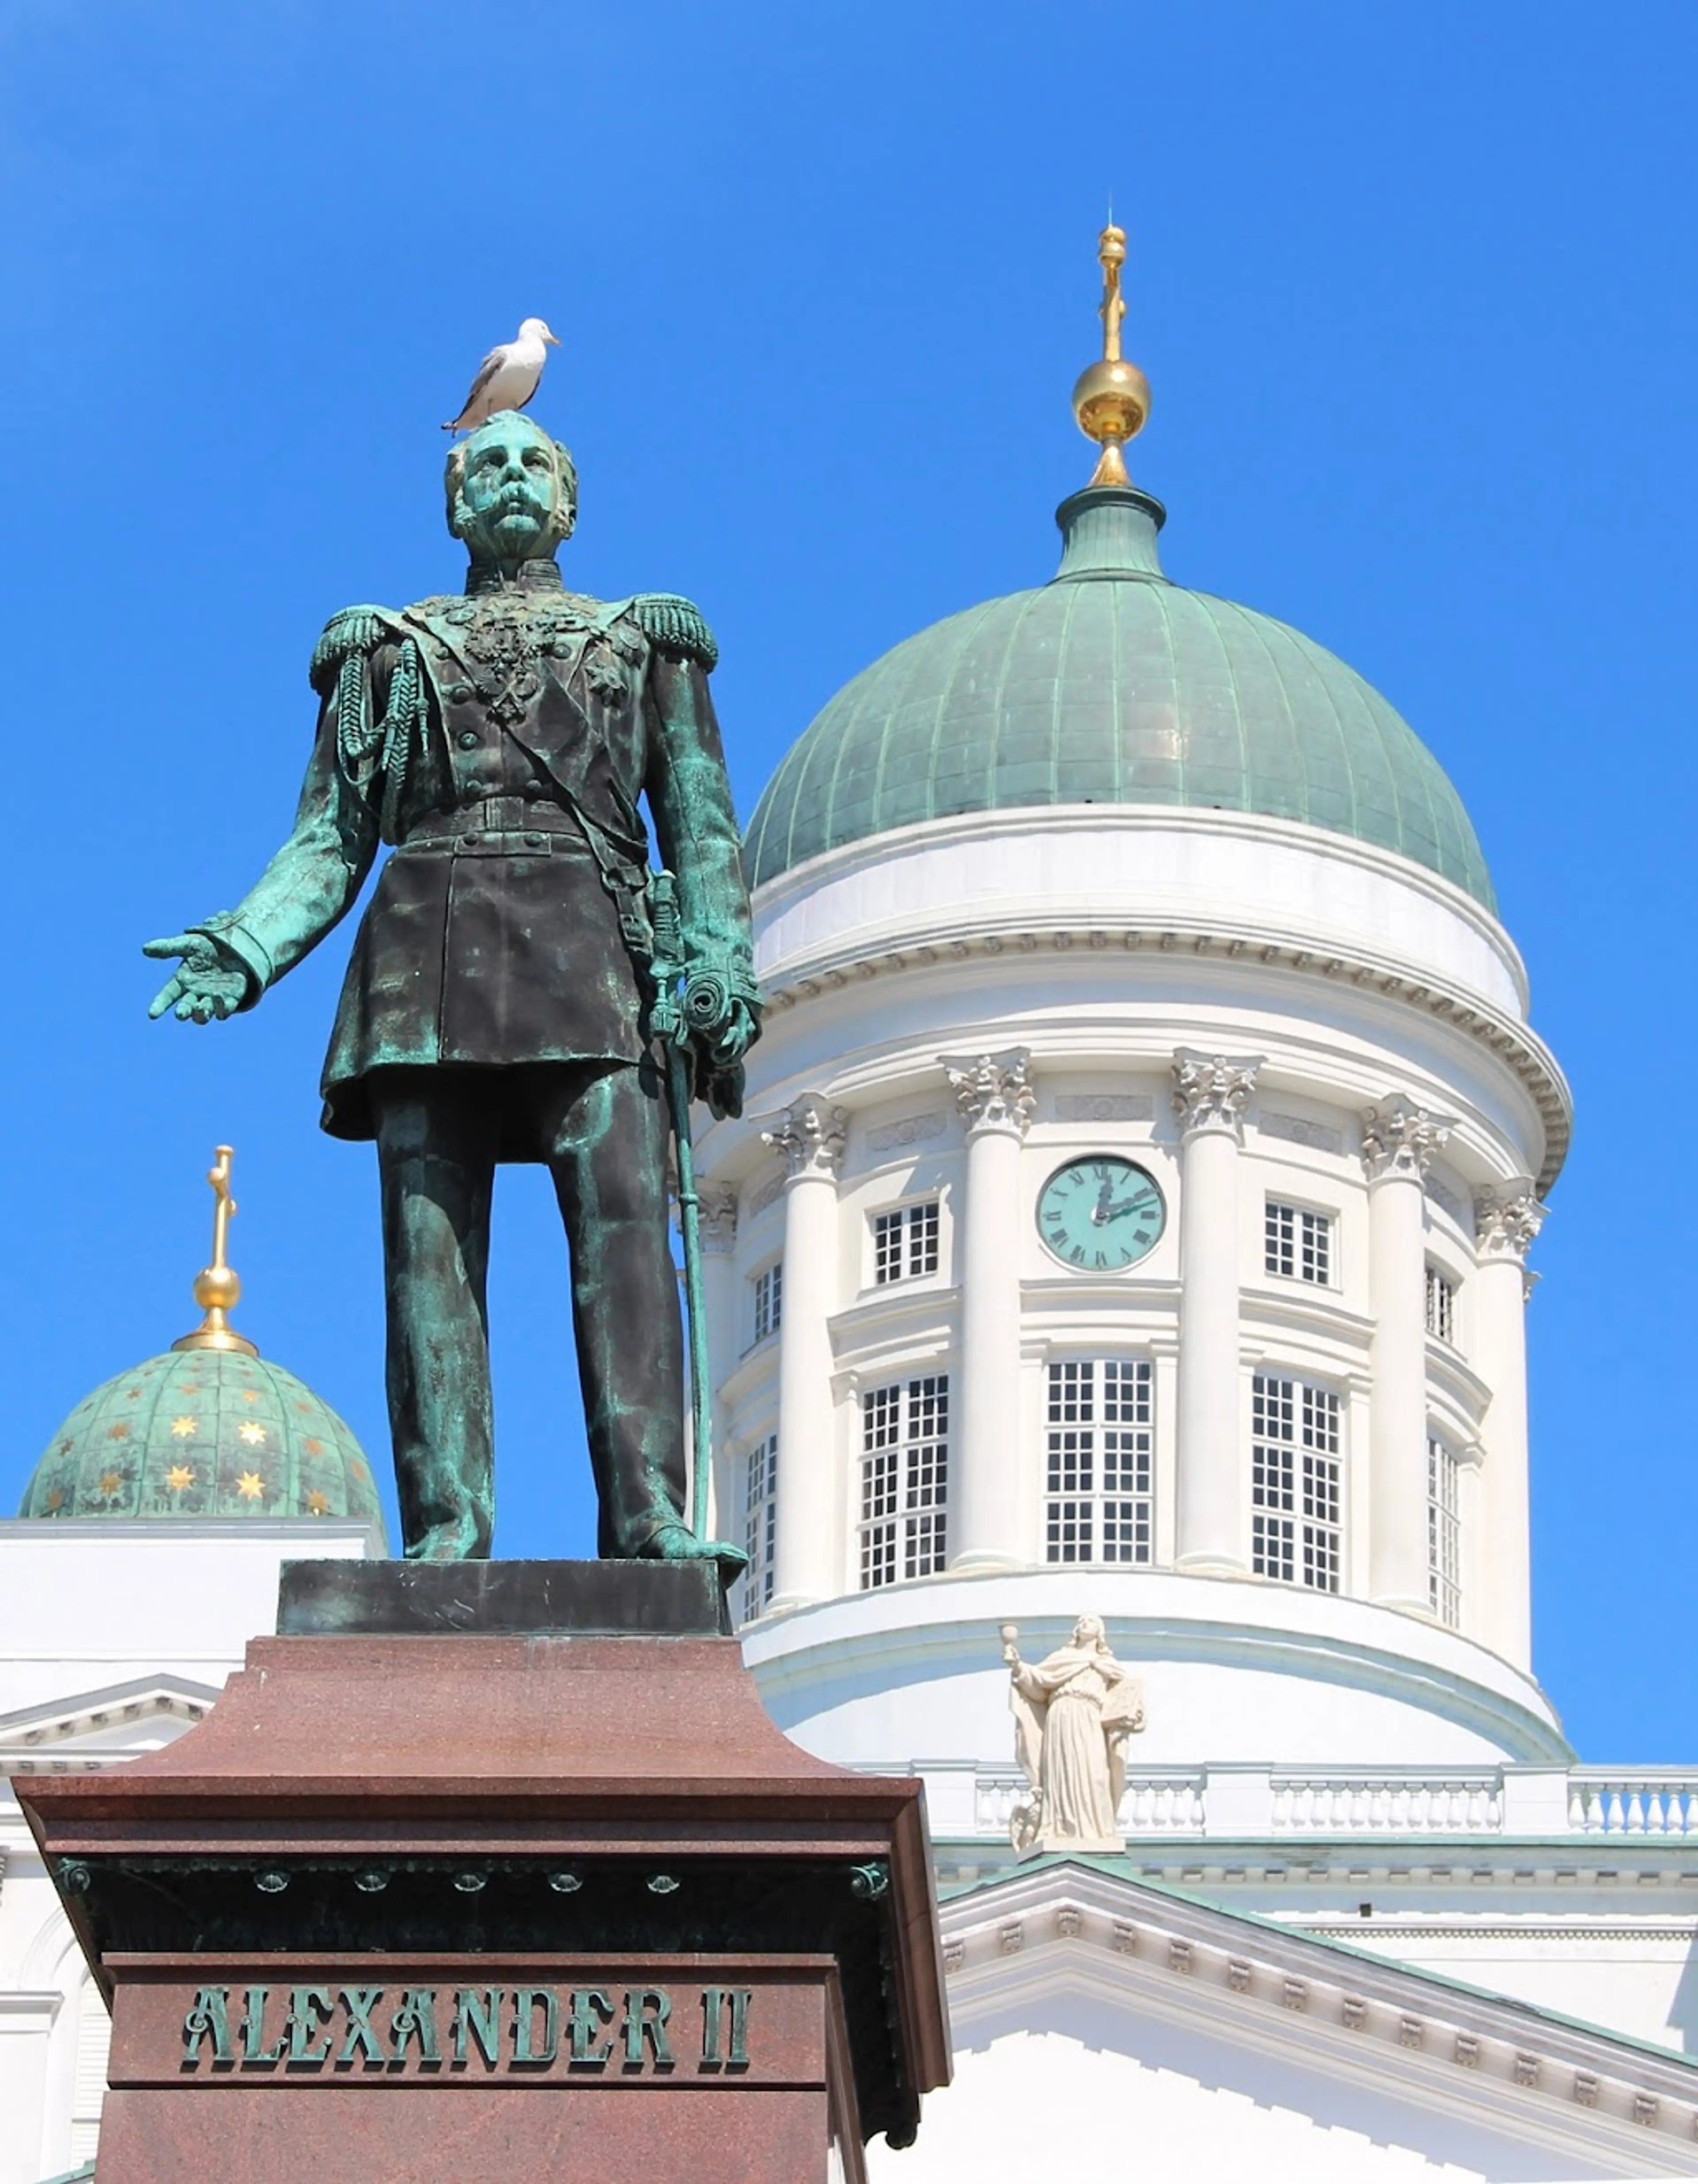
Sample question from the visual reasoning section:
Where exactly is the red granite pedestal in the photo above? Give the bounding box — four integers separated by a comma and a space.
19, 1563, 950, 2183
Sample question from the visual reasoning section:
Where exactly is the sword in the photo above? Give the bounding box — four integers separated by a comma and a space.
646, 870, 714, 1542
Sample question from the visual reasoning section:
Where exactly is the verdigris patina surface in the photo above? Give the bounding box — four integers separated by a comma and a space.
144, 410, 759, 1566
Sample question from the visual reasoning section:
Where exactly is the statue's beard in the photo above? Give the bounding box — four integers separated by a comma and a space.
469, 494, 558, 564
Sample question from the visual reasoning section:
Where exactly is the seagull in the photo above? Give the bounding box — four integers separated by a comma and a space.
441, 317, 561, 433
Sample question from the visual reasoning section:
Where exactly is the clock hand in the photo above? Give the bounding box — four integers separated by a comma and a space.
1103, 1195, 1155, 1222
1091, 1176, 1115, 1225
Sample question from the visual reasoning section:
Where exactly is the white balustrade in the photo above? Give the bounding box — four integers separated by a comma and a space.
953, 1764, 1698, 1841
1567, 1774, 1698, 1837
1269, 1771, 1502, 1834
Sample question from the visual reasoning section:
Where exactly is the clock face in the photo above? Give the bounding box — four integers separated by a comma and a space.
1037, 1155, 1166, 1272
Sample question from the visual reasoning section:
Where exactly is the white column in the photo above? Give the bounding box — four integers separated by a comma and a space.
1172, 1049, 1262, 1574
1361, 1096, 1454, 1615
941, 1048, 1036, 1572
760, 1097, 846, 1610
1472, 1181, 1545, 1669
698, 1182, 739, 1540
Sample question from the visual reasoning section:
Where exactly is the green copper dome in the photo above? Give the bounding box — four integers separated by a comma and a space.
745, 486, 1494, 910
19, 1344, 386, 1535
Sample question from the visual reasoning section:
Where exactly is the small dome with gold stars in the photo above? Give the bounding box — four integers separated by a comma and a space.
16, 1147, 386, 1539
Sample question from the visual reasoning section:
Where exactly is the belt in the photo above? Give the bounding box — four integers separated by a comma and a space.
399, 797, 594, 854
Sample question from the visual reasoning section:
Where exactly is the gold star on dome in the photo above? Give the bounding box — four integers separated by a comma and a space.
125, 1386, 143, 1401
294, 1400, 313, 1415
179, 1382, 202, 1396
302, 1436, 324, 1457
306, 1490, 329, 1516
238, 1387, 262, 1404
171, 1415, 199, 1438
97, 1470, 125, 1497
165, 1464, 195, 1493
107, 1421, 130, 1441
235, 1470, 266, 1501
44, 1486, 65, 1512
237, 1421, 267, 1448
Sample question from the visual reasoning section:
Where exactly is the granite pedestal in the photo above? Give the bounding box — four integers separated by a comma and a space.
19, 1561, 950, 2182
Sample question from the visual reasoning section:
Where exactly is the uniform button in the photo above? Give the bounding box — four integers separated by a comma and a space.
524, 832, 545, 849
457, 729, 479, 750
449, 682, 475, 702
461, 832, 481, 846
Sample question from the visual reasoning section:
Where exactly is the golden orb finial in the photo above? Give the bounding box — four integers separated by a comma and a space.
1071, 220, 1151, 489
172, 1144, 259, 1356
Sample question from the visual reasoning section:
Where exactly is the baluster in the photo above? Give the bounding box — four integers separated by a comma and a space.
1568, 1779, 1588, 1832
1626, 1788, 1646, 1835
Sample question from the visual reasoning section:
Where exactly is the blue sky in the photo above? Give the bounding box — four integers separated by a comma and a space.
1, 2, 1692, 1759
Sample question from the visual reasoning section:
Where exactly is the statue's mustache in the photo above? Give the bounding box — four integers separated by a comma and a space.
487, 485, 549, 517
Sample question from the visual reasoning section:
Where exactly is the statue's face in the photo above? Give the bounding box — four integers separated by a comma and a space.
450, 414, 576, 562
1073, 1615, 1105, 1649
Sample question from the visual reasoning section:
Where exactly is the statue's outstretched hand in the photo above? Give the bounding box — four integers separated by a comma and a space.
143, 933, 251, 1024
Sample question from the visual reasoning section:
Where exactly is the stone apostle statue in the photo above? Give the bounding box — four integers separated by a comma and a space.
143, 410, 760, 1566
1002, 1617, 1146, 1855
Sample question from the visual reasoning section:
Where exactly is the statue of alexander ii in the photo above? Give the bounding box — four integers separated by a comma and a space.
144, 409, 759, 1570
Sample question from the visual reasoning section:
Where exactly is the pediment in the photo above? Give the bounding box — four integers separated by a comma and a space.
0, 1674, 222, 1775
929, 1862, 1698, 2179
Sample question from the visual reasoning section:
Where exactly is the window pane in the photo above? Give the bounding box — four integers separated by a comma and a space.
858, 1374, 950, 1589
1255, 1372, 1340, 1592
1045, 1358, 1152, 1567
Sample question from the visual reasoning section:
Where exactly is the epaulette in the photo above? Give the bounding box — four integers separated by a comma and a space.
309, 605, 395, 695
628, 592, 719, 672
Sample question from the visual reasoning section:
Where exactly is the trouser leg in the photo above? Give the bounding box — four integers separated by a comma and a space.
543, 1060, 687, 1556
373, 1079, 497, 1559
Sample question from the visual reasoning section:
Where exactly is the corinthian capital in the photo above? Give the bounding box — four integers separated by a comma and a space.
942, 1048, 1036, 1138
1171, 1049, 1263, 1140
761, 1096, 847, 1181
1475, 1179, 1546, 1262
1360, 1096, 1454, 1183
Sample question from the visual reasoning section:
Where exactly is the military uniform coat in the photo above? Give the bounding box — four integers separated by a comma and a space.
194, 560, 755, 1143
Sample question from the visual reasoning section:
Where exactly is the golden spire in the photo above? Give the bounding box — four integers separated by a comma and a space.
172, 1144, 259, 1356
1071, 221, 1151, 489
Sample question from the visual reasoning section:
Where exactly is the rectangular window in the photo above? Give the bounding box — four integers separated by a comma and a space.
1425, 1263, 1457, 1346
1428, 1436, 1461, 1628
872, 1199, 941, 1286
859, 1374, 949, 1587
1265, 1201, 1333, 1286
751, 1261, 783, 1346
1252, 1372, 1341, 1593
1044, 1358, 1154, 1564
738, 1433, 778, 1621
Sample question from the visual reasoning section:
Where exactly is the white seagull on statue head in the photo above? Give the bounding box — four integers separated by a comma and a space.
441, 317, 561, 433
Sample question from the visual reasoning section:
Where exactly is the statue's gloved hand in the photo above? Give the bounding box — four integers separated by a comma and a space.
142, 932, 252, 1024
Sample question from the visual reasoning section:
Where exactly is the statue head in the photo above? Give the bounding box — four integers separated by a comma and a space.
445, 410, 579, 570
1071, 1614, 1109, 1652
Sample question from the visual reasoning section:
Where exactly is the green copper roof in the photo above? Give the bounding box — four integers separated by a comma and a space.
19, 1344, 386, 1538
745, 486, 1495, 910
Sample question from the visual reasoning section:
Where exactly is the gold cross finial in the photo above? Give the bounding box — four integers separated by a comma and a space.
1071, 220, 1150, 489
172, 1143, 259, 1356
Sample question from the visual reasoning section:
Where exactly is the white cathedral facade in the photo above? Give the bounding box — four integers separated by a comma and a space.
4, 330, 1697, 2180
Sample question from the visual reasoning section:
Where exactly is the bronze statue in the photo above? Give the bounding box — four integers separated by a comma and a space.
144, 410, 759, 1566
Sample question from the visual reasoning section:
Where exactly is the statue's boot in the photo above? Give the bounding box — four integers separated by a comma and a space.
639, 1519, 750, 1583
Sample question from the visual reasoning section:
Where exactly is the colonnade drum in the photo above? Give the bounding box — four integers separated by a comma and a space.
697, 826, 1560, 1765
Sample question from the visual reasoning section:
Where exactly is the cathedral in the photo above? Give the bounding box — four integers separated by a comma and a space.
4, 237, 1696, 2180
